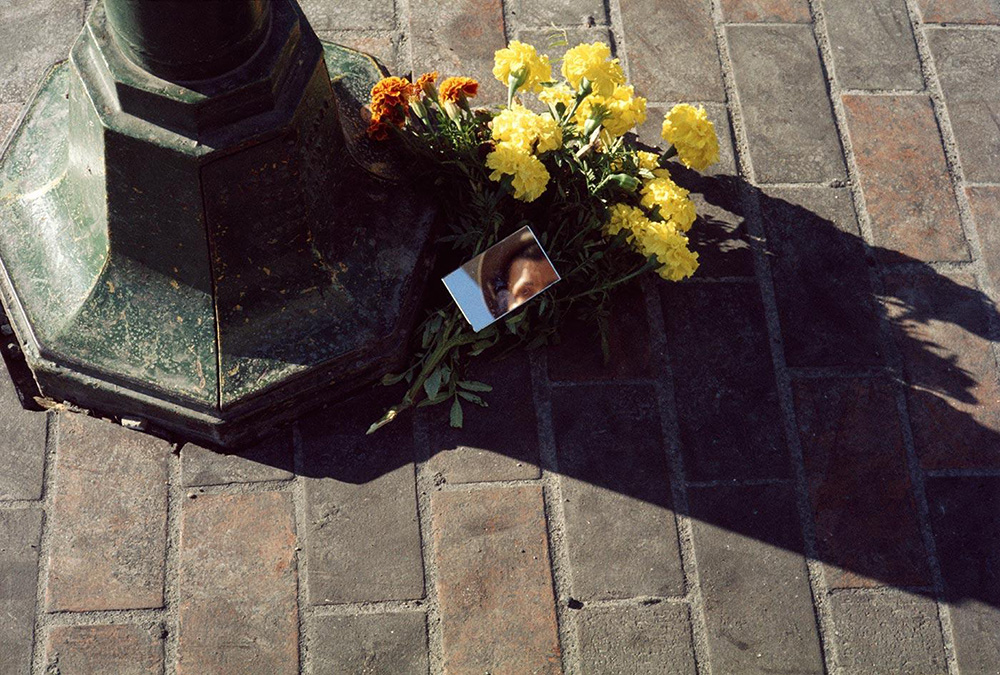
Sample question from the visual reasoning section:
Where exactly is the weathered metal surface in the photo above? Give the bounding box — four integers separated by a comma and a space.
0, 0, 436, 448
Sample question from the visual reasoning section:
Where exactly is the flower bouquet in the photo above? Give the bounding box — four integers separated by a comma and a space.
365, 40, 719, 433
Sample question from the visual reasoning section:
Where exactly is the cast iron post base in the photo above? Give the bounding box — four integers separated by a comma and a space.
0, 1, 435, 448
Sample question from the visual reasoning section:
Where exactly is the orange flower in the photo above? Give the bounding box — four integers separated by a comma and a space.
439, 77, 479, 103
367, 118, 391, 141
412, 71, 439, 97
369, 76, 411, 129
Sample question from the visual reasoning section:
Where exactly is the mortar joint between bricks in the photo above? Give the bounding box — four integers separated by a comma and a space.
708, 0, 840, 670
528, 347, 580, 674
812, 0, 965, 671
638, 272, 713, 675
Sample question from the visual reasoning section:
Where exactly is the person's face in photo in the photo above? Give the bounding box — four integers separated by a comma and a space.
505, 251, 559, 311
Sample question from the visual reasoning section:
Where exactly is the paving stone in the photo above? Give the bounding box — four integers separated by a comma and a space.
432, 485, 561, 674
843, 95, 967, 263
659, 282, 790, 481
883, 272, 1000, 470
546, 282, 657, 382
688, 483, 825, 674
0, 0, 83, 103
0, 508, 42, 675
824, 0, 922, 90
926, 477, 1000, 673
619, 0, 725, 102
517, 27, 612, 66
926, 28, 1000, 184
551, 383, 684, 599
638, 104, 754, 278
178, 492, 298, 675
576, 604, 696, 675
302, 386, 424, 604
181, 429, 293, 487
720, 0, 811, 22
45, 625, 164, 675
409, 0, 508, 104
726, 25, 846, 183
46, 414, 169, 612
968, 186, 1000, 293
517, 0, 607, 28
315, 32, 398, 74
829, 590, 947, 675
917, 0, 1000, 23
311, 612, 429, 675
794, 377, 930, 587
0, 360, 47, 500
761, 187, 883, 367
299, 0, 395, 31
425, 352, 540, 483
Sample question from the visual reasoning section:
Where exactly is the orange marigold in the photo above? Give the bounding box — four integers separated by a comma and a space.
412, 71, 438, 97
369, 76, 411, 126
439, 76, 479, 103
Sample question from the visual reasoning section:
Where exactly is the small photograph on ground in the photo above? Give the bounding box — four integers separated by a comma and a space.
443, 225, 560, 332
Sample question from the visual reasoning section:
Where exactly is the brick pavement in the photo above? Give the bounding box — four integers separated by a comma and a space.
1, 0, 1000, 673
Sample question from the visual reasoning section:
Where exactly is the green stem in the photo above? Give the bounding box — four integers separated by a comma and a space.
559, 258, 660, 304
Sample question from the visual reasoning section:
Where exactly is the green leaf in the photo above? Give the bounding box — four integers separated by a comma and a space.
380, 371, 407, 386
450, 397, 464, 428
458, 391, 489, 407
424, 366, 443, 399
458, 380, 493, 392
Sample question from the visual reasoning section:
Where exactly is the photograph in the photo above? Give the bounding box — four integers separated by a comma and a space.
442, 225, 561, 332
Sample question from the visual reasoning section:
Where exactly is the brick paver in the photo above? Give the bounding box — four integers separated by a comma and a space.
310, 613, 429, 675
843, 94, 968, 262
46, 415, 170, 612
432, 486, 561, 673
178, 492, 298, 675
2, 0, 1000, 673
727, 24, 846, 183
45, 625, 164, 675
552, 383, 684, 599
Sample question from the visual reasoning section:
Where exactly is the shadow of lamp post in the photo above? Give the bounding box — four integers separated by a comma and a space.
0, 0, 436, 448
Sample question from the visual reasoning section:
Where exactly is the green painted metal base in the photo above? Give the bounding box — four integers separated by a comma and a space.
0, 2, 435, 449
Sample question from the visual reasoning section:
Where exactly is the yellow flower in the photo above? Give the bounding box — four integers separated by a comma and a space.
603, 203, 699, 280
661, 104, 719, 171
491, 104, 563, 153
574, 84, 647, 137
493, 41, 552, 93
486, 142, 550, 202
640, 171, 697, 232
537, 82, 575, 110
636, 150, 660, 170
562, 42, 625, 96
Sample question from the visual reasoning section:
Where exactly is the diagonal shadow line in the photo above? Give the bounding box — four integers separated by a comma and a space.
17, 169, 999, 617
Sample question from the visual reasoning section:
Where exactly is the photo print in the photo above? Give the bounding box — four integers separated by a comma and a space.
442, 225, 560, 332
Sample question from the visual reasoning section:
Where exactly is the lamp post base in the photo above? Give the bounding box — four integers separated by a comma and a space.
0, 25, 436, 449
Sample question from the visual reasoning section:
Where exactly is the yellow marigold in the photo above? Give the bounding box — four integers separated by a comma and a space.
640, 172, 697, 232
639, 223, 700, 281
603, 203, 699, 280
661, 103, 719, 171
486, 142, 550, 202
491, 104, 562, 153
537, 82, 575, 110
493, 41, 552, 93
562, 42, 625, 96
636, 150, 660, 170
439, 76, 479, 103
574, 84, 647, 137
